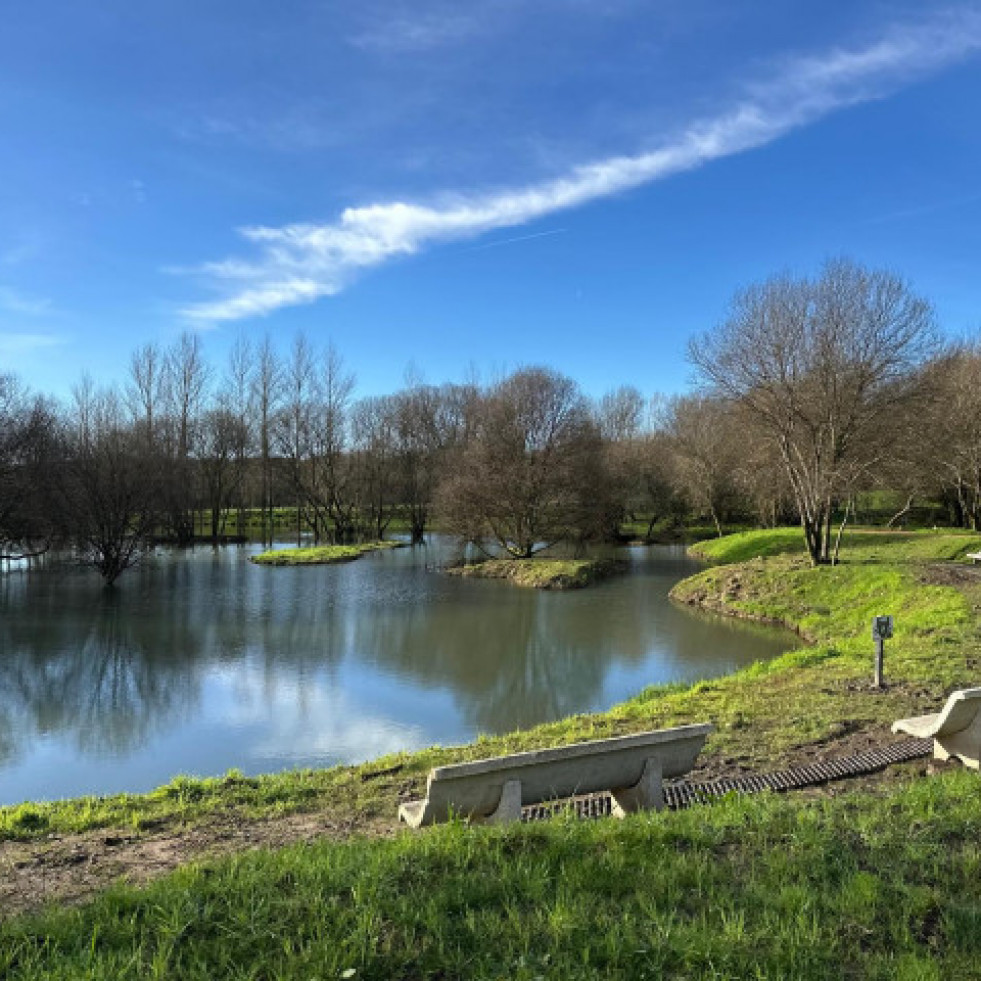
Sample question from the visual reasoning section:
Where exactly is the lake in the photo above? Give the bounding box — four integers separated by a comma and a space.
0, 540, 795, 805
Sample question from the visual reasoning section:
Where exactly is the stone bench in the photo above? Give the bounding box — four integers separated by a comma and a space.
966, 552, 981, 565
892, 687, 981, 770
398, 723, 714, 827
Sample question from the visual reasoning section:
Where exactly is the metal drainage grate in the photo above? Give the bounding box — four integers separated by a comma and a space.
521, 737, 933, 822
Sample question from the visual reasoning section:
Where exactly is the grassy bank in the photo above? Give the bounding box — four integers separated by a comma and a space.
4, 527, 981, 977
250, 541, 403, 565
4, 772, 981, 980
446, 556, 627, 589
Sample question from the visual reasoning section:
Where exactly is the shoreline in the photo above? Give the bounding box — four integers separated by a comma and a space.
3, 528, 979, 931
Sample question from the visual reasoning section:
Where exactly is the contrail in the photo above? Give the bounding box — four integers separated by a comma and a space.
463, 228, 568, 252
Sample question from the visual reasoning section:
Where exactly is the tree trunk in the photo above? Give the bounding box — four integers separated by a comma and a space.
802, 514, 823, 566
831, 498, 852, 566
886, 495, 913, 530
822, 500, 833, 564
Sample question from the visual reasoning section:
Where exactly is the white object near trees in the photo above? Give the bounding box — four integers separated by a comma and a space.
398, 724, 714, 828
891, 688, 981, 770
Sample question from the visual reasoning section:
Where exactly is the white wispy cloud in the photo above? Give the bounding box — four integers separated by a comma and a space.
0, 332, 63, 355
348, 0, 642, 54
0, 237, 43, 268
349, 8, 488, 53
182, 9, 981, 324
0, 287, 52, 317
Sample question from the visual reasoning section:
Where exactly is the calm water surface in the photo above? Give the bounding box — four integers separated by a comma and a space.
0, 540, 795, 804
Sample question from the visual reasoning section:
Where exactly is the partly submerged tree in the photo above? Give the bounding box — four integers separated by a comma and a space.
690, 258, 939, 565
0, 374, 63, 560
438, 367, 609, 558
65, 383, 163, 586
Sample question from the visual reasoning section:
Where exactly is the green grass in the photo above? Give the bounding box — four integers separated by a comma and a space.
0, 769, 382, 841
250, 541, 404, 565
4, 773, 981, 979
691, 526, 978, 566
618, 517, 754, 543
447, 556, 627, 589
659, 527, 980, 757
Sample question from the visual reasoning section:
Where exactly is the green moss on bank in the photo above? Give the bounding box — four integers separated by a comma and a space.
446, 556, 628, 589
250, 541, 403, 565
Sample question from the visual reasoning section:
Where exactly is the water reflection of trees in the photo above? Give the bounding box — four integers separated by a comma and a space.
353, 556, 796, 735
0, 585, 200, 764
0, 546, 796, 773
0, 553, 354, 768
351, 583, 632, 734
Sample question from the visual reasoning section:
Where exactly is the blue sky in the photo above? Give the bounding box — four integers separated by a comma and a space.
3, 1, 981, 402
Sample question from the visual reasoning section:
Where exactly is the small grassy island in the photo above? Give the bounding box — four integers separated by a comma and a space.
249, 541, 404, 565
4, 527, 981, 978
446, 556, 628, 589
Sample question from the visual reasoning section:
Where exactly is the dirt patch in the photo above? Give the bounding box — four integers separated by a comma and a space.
918, 562, 981, 588
0, 807, 392, 920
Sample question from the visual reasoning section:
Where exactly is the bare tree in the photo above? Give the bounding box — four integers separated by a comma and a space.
390, 383, 461, 545
277, 332, 318, 545
65, 385, 162, 585
351, 395, 398, 540
690, 259, 939, 564
311, 343, 357, 542
922, 345, 981, 529
221, 333, 256, 533
199, 403, 251, 540
125, 342, 165, 448
594, 385, 648, 536
0, 374, 63, 561
661, 394, 745, 538
161, 333, 212, 543
438, 367, 609, 558
251, 335, 283, 545
596, 385, 645, 443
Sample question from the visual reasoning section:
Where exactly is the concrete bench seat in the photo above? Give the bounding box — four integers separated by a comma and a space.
965, 552, 981, 564
398, 723, 713, 828
892, 687, 981, 770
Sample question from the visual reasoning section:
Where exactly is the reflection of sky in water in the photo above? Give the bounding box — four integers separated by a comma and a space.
0, 542, 796, 804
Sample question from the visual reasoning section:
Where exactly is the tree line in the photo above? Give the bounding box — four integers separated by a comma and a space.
0, 258, 975, 582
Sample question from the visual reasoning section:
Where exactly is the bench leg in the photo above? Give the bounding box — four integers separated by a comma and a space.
935, 714, 981, 771
485, 779, 523, 824
398, 799, 429, 828
611, 757, 664, 817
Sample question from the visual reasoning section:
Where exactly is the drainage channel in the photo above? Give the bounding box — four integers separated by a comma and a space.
521, 737, 933, 822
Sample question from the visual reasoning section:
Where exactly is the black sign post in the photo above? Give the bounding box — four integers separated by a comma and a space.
872, 615, 893, 688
